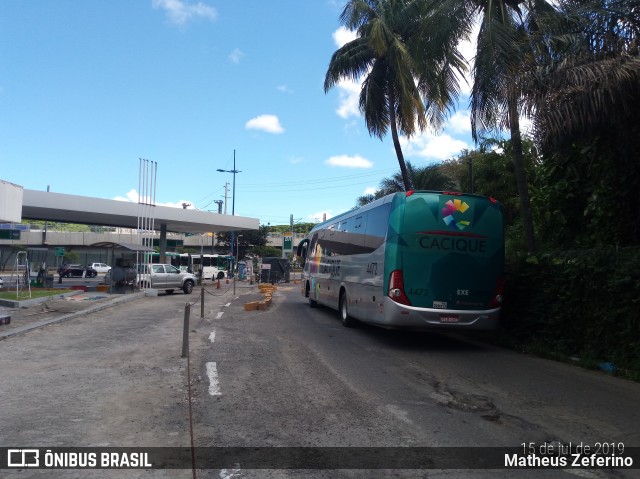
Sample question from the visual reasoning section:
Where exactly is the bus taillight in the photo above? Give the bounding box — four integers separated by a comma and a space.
388, 270, 411, 305
488, 276, 505, 308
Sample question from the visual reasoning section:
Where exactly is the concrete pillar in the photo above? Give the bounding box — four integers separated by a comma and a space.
159, 224, 167, 263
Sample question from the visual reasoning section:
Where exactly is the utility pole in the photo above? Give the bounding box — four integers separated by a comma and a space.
223, 182, 229, 215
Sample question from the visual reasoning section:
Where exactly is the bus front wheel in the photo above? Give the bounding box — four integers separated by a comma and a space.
339, 290, 356, 328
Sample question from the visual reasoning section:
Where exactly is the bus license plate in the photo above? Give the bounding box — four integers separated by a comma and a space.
439, 315, 460, 323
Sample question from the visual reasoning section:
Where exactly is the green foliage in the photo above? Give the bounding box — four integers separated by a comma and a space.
216, 226, 268, 249
250, 246, 282, 258
24, 221, 92, 232
532, 132, 640, 248
62, 251, 80, 264
356, 162, 458, 206
269, 223, 314, 234
500, 248, 640, 380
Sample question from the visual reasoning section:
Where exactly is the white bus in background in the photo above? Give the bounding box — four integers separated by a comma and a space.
178, 253, 232, 280
144, 252, 232, 280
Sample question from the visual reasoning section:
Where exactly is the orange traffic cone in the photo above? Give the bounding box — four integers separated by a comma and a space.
216, 279, 221, 289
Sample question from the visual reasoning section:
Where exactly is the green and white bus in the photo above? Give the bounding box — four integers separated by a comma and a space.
296, 191, 504, 330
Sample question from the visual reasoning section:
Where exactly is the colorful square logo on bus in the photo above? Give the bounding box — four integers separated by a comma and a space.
441, 198, 472, 231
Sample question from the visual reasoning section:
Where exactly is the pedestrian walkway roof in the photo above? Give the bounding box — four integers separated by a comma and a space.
21, 189, 258, 234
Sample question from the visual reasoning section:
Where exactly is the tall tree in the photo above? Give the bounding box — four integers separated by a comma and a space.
325, 0, 466, 191
519, 0, 640, 246
519, 0, 640, 148
427, 0, 557, 252
356, 162, 457, 205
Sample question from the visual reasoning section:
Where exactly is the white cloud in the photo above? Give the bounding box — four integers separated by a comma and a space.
113, 189, 139, 203
289, 156, 304, 165
325, 154, 373, 169
336, 79, 361, 119
277, 84, 293, 94
307, 210, 333, 223
400, 131, 470, 161
363, 187, 377, 195
333, 26, 358, 48
456, 21, 479, 96
229, 48, 244, 64
446, 111, 471, 134
328, 28, 363, 120
114, 189, 194, 208
152, 0, 218, 26
245, 114, 285, 134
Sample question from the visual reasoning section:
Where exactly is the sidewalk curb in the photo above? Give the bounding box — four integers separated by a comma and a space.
0, 292, 146, 341
0, 290, 81, 308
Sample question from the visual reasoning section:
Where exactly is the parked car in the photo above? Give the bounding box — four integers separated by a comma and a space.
89, 262, 111, 273
137, 264, 196, 294
57, 264, 98, 278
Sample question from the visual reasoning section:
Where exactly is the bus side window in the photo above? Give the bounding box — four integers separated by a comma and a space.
365, 203, 392, 250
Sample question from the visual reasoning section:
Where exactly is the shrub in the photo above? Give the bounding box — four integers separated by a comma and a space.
500, 247, 640, 380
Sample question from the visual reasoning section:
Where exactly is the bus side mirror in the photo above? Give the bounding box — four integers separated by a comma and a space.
296, 239, 309, 267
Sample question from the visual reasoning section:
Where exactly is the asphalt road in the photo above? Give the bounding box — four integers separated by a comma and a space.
193, 285, 640, 478
1, 283, 639, 478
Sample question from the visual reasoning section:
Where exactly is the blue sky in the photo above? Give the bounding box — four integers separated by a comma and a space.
1, 0, 478, 227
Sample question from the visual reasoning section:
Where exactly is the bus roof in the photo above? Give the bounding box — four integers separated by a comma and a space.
310, 191, 501, 233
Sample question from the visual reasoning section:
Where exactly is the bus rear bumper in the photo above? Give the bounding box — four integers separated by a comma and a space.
375, 298, 501, 330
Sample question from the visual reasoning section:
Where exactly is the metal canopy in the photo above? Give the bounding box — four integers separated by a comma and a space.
90, 242, 155, 252
21, 189, 259, 234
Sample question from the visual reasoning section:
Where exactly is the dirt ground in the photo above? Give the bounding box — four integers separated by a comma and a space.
0, 282, 256, 478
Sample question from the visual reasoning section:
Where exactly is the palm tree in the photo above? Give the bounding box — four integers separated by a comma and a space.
325, 0, 466, 191
519, 0, 640, 245
356, 162, 458, 205
519, 0, 640, 148
425, 0, 556, 252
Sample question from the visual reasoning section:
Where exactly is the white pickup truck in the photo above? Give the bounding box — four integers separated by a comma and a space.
138, 264, 196, 294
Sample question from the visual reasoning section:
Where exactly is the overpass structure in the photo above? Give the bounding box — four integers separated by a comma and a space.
20, 189, 258, 234
0, 184, 259, 264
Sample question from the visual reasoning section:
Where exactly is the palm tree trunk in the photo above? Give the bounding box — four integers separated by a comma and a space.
388, 88, 412, 191
508, 92, 536, 252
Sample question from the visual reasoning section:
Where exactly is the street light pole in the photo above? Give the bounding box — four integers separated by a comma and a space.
217, 149, 241, 270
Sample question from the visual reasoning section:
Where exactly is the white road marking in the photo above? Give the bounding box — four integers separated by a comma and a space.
206, 362, 221, 396
224, 302, 231, 307
563, 469, 601, 478
219, 465, 242, 478
216, 312, 224, 320
209, 330, 216, 343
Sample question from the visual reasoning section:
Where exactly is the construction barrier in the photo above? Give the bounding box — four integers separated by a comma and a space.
244, 285, 277, 312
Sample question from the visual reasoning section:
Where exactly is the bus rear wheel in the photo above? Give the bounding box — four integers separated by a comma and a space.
339, 290, 356, 328
306, 282, 318, 308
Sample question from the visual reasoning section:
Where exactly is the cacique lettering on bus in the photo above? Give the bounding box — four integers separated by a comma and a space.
419, 235, 487, 253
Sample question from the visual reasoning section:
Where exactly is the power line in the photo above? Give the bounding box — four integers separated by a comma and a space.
238, 166, 398, 188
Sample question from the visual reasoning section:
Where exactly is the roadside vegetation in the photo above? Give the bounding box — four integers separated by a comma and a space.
325, 0, 640, 380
